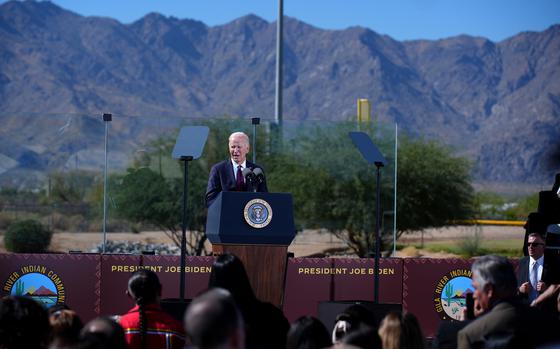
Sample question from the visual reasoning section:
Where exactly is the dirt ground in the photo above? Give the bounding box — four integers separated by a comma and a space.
0, 225, 525, 258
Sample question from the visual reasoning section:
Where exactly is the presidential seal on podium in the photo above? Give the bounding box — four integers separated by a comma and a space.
243, 198, 273, 228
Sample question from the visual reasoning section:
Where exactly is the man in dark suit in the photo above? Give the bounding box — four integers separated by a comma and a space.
517, 233, 546, 303
457, 255, 560, 349
205, 132, 268, 207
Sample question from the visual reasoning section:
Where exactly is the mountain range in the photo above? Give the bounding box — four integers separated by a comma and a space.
0, 0, 559, 187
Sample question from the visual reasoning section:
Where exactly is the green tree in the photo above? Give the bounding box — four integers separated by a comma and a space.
503, 193, 539, 220
267, 122, 395, 256
269, 123, 474, 257
396, 136, 474, 234
48, 171, 96, 203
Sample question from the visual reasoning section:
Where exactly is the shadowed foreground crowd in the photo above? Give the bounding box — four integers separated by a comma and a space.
1, 253, 559, 349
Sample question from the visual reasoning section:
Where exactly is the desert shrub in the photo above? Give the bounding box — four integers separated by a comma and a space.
457, 226, 484, 258
400, 246, 420, 257
4, 219, 53, 253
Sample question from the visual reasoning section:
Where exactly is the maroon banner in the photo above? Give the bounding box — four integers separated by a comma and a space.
283, 258, 403, 322
0, 253, 523, 334
402, 258, 473, 338
331, 258, 402, 303
284, 258, 334, 322
99, 255, 214, 316
99, 254, 142, 316
0, 253, 100, 321
142, 255, 214, 300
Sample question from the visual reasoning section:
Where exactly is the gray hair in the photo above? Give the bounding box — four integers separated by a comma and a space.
471, 255, 517, 298
229, 132, 249, 145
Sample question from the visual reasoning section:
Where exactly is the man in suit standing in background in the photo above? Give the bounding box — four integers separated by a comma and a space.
517, 232, 546, 303
205, 132, 268, 207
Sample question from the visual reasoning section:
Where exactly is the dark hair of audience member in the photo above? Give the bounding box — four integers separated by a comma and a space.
332, 304, 377, 343
286, 316, 332, 349
208, 253, 257, 312
341, 327, 382, 349
0, 295, 51, 349
127, 269, 162, 349
48, 303, 71, 315
401, 313, 426, 349
49, 308, 84, 347
208, 253, 290, 349
80, 316, 129, 349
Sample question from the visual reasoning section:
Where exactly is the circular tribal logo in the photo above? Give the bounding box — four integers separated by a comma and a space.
433, 269, 473, 320
3, 265, 66, 308
243, 199, 273, 228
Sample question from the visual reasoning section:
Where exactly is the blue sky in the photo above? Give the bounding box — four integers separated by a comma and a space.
12, 0, 560, 42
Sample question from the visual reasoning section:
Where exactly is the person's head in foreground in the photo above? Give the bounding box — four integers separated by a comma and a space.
184, 288, 245, 349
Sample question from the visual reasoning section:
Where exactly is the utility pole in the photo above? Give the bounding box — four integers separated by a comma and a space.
274, 0, 284, 148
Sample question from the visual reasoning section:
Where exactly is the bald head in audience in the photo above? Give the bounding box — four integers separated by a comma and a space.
185, 288, 245, 349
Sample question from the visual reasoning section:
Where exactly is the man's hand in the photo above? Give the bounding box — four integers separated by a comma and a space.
536, 281, 547, 292
474, 299, 485, 317
519, 282, 531, 294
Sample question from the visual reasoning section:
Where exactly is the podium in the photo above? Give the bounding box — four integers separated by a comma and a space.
206, 192, 296, 306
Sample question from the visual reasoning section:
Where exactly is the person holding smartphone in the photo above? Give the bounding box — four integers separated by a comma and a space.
457, 255, 560, 349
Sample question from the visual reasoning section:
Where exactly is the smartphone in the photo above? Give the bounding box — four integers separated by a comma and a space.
465, 293, 475, 320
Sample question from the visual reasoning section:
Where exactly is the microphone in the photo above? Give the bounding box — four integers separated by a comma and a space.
253, 167, 265, 185
242, 167, 255, 184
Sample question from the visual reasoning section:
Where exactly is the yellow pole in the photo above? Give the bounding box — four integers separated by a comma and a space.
357, 98, 371, 123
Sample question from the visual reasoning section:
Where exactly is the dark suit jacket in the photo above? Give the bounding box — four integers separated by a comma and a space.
457, 300, 560, 349
205, 159, 268, 207
516, 256, 530, 288
431, 320, 470, 349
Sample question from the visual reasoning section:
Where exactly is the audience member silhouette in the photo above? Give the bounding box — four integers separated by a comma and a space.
208, 253, 290, 349
340, 327, 381, 349
378, 312, 426, 349
0, 295, 50, 349
378, 312, 402, 349
331, 304, 377, 344
49, 307, 84, 348
401, 313, 426, 349
286, 315, 332, 349
430, 319, 469, 349
81, 316, 129, 349
184, 287, 245, 349
457, 255, 560, 348
118, 269, 185, 349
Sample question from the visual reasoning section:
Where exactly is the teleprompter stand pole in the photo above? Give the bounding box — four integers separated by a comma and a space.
102, 113, 112, 254
251, 117, 260, 164
349, 131, 386, 304
179, 156, 193, 301
374, 162, 383, 303
160, 126, 208, 321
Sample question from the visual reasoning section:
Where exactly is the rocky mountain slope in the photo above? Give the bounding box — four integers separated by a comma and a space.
0, 1, 558, 185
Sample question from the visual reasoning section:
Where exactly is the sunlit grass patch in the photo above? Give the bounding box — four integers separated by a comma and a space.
399, 238, 523, 258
